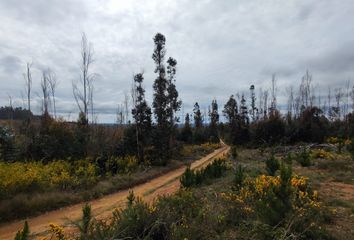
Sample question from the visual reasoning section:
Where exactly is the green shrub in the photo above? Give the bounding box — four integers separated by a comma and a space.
231, 145, 238, 159
233, 165, 245, 190
180, 158, 227, 188
14, 221, 29, 240
79, 203, 92, 240
180, 166, 195, 188
297, 148, 312, 167
284, 152, 293, 164
113, 194, 154, 239
347, 139, 354, 161
0, 126, 16, 162
265, 154, 280, 176
106, 155, 138, 175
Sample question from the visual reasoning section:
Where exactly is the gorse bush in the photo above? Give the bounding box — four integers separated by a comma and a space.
48, 223, 65, 240
265, 153, 280, 176
0, 160, 98, 199
106, 155, 138, 175
311, 149, 334, 160
180, 158, 227, 188
0, 154, 141, 200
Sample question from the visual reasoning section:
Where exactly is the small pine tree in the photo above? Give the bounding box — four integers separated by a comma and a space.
79, 203, 92, 240
234, 165, 245, 190
180, 166, 195, 188
15, 221, 29, 240
265, 153, 280, 176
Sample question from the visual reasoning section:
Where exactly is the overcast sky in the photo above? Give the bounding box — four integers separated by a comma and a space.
1, 0, 354, 123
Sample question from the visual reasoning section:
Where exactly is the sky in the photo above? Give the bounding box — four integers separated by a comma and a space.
1, 0, 354, 123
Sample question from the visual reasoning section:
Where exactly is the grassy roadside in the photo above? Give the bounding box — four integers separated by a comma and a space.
0, 143, 221, 224
52, 146, 345, 240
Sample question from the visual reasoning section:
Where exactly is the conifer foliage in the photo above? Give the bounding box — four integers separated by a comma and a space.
131, 73, 152, 163
152, 33, 181, 164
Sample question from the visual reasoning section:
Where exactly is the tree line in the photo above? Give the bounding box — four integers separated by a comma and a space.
1, 32, 354, 164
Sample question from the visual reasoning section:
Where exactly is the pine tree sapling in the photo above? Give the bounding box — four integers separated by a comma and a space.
234, 165, 245, 190
79, 203, 92, 239
15, 221, 29, 240
231, 145, 238, 160
296, 148, 312, 167
265, 153, 280, 176
180, 166, 195, 188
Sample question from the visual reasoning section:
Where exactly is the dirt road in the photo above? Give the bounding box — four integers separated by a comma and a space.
0, 144, 229, 240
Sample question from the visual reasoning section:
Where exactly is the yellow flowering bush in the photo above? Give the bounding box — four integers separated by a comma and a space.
311, 149, 334, 160
326, 136, 338, 144
344, 139, 352, 146
180, 143, 221, 157
220, 167, 321, 227
0, 159, 99, 199
48, 223, 65, 240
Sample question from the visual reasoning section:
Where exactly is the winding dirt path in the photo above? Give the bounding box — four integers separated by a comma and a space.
0, 144, 229, 240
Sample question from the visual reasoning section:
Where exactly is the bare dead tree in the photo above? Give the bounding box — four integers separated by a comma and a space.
72, 33, 95, 122
269, 74, 277, 115
344, 80, 350, 118
294, 95, 301, 118
334, 88, 343, 120
116, 103, 124, 125
327, 87, 332, 120
89, 82, 95, 123
131, 77, 137, 119
351, 85, 354, 112
286, 86, 294, 119
46, 69, 58, 119
263, 90, 269, 119
299, 70, 313, 108
124, 92, 129, 124
7, 94, 13, 124
41, 71, 51, 117
258, 87, 264, 120
23, 62, 32, 112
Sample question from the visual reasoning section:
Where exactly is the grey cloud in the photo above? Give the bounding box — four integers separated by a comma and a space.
302, 42, 354, 74
0, 55, 22, 74
1, 0, 354, 122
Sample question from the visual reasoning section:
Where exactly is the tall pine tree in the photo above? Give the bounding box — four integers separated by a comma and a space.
132, 73, 152, 163
180, 113, 193, 143
208, 99, 219, 142
193, 102, 203, 129
151, 33, 181, 164
223, 95, 240, 144
166, 57, 182, 144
